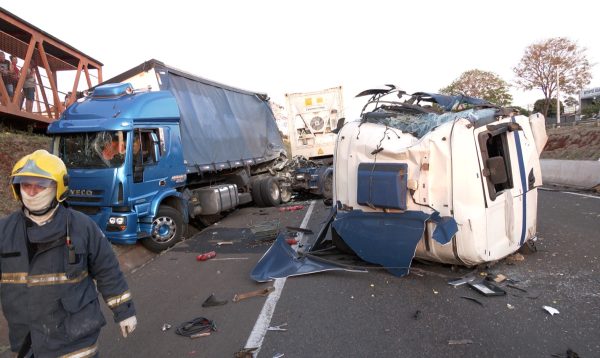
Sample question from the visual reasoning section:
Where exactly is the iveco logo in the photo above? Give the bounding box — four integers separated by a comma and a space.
70, 189, 94, 196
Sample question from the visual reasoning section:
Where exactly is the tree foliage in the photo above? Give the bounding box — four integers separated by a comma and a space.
514, 37, 592, 118
439, 69, 513, 106
534, 98, 563, 118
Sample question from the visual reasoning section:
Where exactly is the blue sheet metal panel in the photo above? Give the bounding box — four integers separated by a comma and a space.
357, 163, 408, 210
250, 233, 366, 282
332, 210, 458, 276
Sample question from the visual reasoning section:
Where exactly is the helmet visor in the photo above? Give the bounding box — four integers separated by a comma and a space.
12, 176, 55, 188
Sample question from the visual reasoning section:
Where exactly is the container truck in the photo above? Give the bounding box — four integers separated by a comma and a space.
283, 86, 344, 198
48, 59, 290, 252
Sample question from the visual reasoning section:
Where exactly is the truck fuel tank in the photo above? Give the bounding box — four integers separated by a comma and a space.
193, 184, 239, 216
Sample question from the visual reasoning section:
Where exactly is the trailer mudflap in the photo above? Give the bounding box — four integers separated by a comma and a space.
331, 210, 457, 276
250, 233, 367, 282
250, 208, 457, 281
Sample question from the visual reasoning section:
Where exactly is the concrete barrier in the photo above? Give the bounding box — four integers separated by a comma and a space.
541, 159, 600, 189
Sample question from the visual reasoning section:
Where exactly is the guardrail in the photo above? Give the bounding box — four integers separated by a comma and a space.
546, 118, 600, 129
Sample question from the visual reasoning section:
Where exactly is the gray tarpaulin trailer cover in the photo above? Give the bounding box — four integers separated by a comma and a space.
103, 59, 285, 173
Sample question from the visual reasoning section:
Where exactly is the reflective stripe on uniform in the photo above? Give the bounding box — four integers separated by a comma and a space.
106, 290, 132, 308
0, 271, 88, 286
59, 343, 98, 358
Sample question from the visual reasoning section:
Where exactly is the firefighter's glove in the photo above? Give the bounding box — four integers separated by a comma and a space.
119, 315, 137, 338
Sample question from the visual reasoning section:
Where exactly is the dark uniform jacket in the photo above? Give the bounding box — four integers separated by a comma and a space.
0, 205, 135, 357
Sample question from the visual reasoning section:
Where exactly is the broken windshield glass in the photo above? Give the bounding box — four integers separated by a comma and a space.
362, 108, 498, 139
55, 131, 127, 169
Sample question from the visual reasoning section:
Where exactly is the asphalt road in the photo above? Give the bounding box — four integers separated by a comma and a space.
1, 190, 598, 357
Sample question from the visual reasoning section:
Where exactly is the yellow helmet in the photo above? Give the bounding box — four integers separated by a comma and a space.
10, 149, 69, 202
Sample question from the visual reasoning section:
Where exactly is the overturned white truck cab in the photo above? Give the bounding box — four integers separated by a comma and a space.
252, 87, 548, 281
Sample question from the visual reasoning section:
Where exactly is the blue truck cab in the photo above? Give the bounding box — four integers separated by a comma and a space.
48, 83, 189, 250
47, 60, 288, 251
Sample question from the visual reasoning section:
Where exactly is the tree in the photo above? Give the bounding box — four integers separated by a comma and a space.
439, 69, 513, 106
534, 98, 563, 118
514, 37, 592, 118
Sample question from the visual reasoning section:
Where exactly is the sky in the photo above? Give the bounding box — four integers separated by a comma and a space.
3, 0, 598, 119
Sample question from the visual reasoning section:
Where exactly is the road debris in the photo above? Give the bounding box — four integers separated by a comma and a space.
448, 339, 473, 345
460, 296, 484, 307
279, 205, 305, 212
161, 323, 172, 331
413, 310, 422, 320
233, 286, 275, 302
468, 280, 506, 296
286, 226, 313, 234
216, 241, 233, 246
273, 354, 285, 358
196, 251, 217, 261
448, 275, 476, 287
174, 317, 217, 338
507, 303, 515, 309
234, 347, 258, 358
551, 348, 580, 358
543, 305, 560, 316
249, 220, 280, 242
267, 323, 288, 332
505, 253, 525, 264
492, 274, 507, 283
202, 293, 228, 307
285, 238, 298, 245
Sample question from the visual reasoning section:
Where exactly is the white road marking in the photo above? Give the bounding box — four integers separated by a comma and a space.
244, 200, 316, 356
563, 191, 600, 200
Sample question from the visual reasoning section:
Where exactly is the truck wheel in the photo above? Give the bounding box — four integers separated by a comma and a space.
251, 179, 266, 207
142, 206, 185, 252
261, 177, 281, 207
280, 182, 292, 203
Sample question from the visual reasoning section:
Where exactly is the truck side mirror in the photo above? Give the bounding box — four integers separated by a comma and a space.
151, 132, 160, 163
486, 156, 508, 185
332, 117, 345, 134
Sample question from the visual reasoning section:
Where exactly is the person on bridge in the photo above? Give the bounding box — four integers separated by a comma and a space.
0, 150, 137, 357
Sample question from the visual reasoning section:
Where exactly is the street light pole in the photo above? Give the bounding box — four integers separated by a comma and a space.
556, 67, 560, 127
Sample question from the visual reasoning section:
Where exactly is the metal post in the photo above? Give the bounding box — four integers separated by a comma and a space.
556, 68, 560, 126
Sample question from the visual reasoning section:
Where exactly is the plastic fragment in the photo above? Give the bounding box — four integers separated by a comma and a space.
543, 305, 559, 316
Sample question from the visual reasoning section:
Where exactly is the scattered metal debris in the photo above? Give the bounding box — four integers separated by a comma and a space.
216, 241, 234, 246
161, 323, 172, 332
460, 296, 484, 307
233, 286, 275, 302
174, 317, 217, 338
273, 354, 285, 358
468, 280, 506, 296
267, 323, 288, 332
448, 339, 473, 345
285, 226, 313, 234
448, 276, 476, 287
202, 294, 228, 307
543, 305, 560, 316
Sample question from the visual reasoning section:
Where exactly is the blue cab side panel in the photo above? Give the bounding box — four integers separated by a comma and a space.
357, 163, 408, 210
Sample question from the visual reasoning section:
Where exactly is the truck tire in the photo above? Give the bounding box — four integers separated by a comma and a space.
251, 179, 266, 207
142, 206, 185, 252
260, 177, 281, 207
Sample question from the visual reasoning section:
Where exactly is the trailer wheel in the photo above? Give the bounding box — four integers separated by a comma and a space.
251, 179, 266, 207
142, 206, 185, 252
261, 177, 281, 207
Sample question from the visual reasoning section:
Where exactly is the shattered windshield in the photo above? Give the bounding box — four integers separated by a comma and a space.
363, 108, 497, 138
55, 131, 127, 169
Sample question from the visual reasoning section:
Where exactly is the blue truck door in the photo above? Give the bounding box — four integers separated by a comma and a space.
130, 129, 168, 217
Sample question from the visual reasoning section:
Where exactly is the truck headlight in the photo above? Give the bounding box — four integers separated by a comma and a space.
107, 216, 127, 231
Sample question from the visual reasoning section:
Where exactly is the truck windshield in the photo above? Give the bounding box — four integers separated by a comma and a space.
56, 131, 127, 169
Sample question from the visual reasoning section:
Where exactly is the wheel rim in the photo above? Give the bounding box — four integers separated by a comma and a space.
151, 216, 177, 243
268, 181, 280, 201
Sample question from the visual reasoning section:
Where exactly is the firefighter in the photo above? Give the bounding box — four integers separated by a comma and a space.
0, 150, 137, 357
